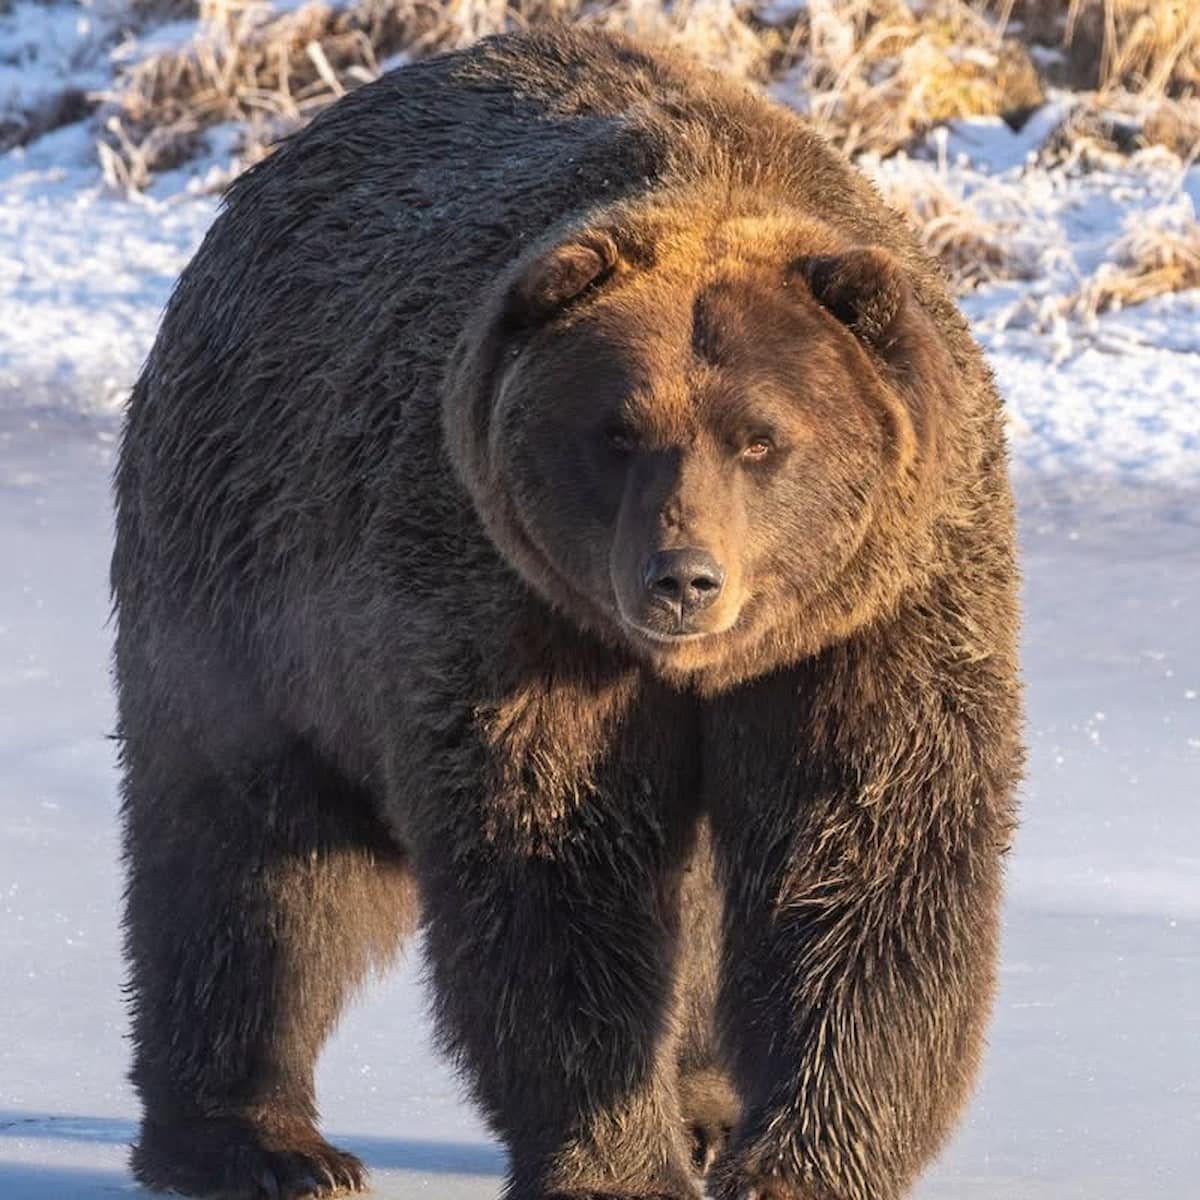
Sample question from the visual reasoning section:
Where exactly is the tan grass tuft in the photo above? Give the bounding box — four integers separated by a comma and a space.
98, 0, 772, 191
1040, 92, 1200, 170
107, 0, 413, 131
96, 0, 427, 191
1071, 193, 1200, 316
980, 0, 1200, 96
596, 0, 772, 80
785, 0, 1043, 158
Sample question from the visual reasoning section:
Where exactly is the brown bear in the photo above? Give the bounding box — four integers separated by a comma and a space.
112, 26, 1023, 1200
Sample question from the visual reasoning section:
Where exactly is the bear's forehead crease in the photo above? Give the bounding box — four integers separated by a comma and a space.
690, 291, 725, 366
687, 273, 809, 370
689, 286, 764, 368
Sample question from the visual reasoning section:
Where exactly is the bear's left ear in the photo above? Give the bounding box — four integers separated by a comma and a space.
503, 233, 622, 331
790, 247, 911, 355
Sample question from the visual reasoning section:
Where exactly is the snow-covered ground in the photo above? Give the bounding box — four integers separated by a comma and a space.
2, 2, 1199, 1196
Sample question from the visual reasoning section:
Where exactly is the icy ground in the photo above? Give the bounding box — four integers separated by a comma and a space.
2, 10, 1200, 1194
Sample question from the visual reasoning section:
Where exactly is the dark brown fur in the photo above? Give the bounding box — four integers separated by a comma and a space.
112, 27, 1022, 1200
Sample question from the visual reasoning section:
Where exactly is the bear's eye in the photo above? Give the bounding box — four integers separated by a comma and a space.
741, 437, 773, 462
604, 424, 639, 455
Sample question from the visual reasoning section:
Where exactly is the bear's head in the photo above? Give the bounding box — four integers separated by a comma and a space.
444, 205, 957, 691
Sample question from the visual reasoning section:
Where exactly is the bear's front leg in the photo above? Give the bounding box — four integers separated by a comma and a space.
404, 665, 702, 1200
705, 649, 1020, 1200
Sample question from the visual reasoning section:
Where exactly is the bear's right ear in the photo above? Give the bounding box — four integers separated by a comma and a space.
790, 247, 910, 355
502, 234, 621, 331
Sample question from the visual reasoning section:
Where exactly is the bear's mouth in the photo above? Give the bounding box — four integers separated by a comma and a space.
616, 592, 760, 661
622, 620, 713, 645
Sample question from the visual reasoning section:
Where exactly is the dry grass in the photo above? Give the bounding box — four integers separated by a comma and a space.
96, 0, 432, 190
1094, 1, 1200, 96
596, 0, 772, 80
97, 0, 771, 186
1039, 91, 1200, 168
102, 0, 771, 137
105, 0, 421, 133
1071, 192, 1200, 316
981, 0, 1200, 97
787, 0, 1043, 157
99, 0, 1042, 179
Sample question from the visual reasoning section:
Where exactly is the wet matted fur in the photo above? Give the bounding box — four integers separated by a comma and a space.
112, 26, 1023, 1200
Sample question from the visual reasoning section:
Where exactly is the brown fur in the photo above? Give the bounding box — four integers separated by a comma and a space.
112, 27, 1022, 1200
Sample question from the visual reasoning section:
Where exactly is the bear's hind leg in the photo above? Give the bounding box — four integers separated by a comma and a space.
121, 733, 416, 1199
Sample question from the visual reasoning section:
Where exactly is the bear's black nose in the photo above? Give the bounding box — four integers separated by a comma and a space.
643, 548, 725, 616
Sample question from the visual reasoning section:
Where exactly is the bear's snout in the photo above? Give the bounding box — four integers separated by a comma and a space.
642, 548, 725, 624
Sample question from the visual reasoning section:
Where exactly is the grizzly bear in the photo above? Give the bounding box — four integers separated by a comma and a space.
112, 25, 1023, 1200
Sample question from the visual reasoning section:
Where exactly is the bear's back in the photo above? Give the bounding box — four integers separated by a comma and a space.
128, 27, 957, 451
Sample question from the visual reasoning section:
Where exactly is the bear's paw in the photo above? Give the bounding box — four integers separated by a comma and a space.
132, 1114, 367, 1199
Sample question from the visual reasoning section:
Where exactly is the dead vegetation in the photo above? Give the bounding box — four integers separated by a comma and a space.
981, 0, 1200, 96
780, 1, 1044, 157
1071, 193, 1200, 316
95, 0, 428, 186
92, 0, 783, 192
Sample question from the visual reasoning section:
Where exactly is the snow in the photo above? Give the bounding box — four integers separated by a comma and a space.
1, 4, 1198, 1197
0, 141, 216, 413
0, 0, 111, 123
934, 99, 1075, 176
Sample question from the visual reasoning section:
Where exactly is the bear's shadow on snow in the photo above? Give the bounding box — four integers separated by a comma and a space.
0, 1111, 505, 1181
